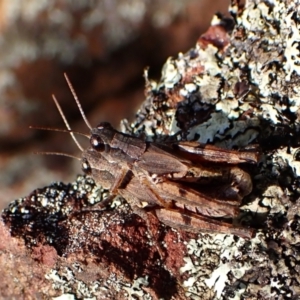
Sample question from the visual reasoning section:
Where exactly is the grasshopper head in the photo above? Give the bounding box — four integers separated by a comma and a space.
81, 148, 117, 190
90, 122, 116, 151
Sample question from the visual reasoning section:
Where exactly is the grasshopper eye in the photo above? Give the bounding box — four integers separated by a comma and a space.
97, 122, 112, 129
90, 134, 105, 151
82, 158, 91, 174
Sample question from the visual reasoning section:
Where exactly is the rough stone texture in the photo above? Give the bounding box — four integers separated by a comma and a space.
1, 176, 188, 299
2, 0, 300, 299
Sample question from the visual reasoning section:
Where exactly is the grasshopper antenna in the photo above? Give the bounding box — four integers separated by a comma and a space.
52, 94, 84, 152
34, 151, 81, 160
29, 125, 89, 139
64, 73, 92, 131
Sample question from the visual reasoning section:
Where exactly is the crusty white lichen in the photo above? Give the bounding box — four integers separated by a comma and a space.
187, 112, 231, 143
4, 1, 300, 299
180, 234, 265, 299
125, 0, 300, 299
45, 260, 152, 299
122, 276, 150, 299
130, 0, 300, 148
46, 267, 100, 299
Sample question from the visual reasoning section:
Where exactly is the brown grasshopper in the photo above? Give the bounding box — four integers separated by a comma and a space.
40, 74, 259, 239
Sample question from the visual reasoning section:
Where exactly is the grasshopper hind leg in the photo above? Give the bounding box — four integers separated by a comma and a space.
211, 166, 253, 202
155, 208, 254, 239
188, 166, 253, 203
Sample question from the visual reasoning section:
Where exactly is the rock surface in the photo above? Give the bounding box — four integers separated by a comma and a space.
2, 1, 300, 299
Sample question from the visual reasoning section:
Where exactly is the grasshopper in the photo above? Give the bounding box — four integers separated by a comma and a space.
41, 74, 258, 240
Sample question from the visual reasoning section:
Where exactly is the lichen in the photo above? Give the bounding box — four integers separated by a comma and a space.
3, 0, 300, 299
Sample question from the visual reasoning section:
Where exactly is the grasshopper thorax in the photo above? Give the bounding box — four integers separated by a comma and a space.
91, 122, 116, 149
